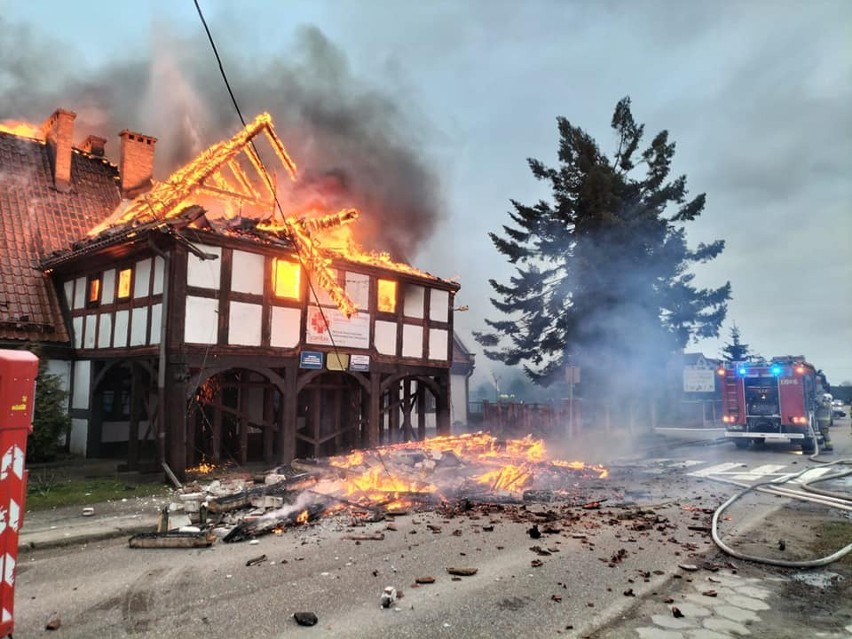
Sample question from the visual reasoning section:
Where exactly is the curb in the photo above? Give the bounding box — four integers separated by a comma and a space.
18, 518, 159, 553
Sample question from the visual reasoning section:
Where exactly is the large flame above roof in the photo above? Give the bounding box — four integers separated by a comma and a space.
87, 112, 443, 318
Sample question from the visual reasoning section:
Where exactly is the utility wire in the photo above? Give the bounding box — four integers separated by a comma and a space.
192, 0, 345, 362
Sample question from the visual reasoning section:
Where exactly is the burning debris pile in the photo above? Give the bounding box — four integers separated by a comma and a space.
133, 433, 609, 548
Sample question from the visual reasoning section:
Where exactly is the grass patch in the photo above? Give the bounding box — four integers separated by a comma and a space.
26, 471, 170, 511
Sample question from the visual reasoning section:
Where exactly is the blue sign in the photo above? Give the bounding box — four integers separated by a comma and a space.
300, 351, 324, 370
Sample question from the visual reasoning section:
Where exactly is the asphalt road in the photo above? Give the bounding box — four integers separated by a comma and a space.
13, 422, 852, 638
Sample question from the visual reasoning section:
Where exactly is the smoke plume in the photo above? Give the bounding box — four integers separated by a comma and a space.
0, 18, 444, 259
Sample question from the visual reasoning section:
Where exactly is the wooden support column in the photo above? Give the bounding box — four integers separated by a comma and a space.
367, 373, 381, 448
128, 363, 142, 470
164, 363, 189, 480
332, 387, 343, 452
212, 401, 223, 462
280, 364, 297, 464
239, 379, 250, 465
416, 383, 426, 440
401, 379, 414, 442
436, 373, 451, 436
186, 408, 197, 468
263, 386, 274, 465
389, 384, 400, 443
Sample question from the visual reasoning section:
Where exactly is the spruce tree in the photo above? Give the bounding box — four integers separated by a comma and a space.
474, 97, 730, 401
720, 323, 753, 363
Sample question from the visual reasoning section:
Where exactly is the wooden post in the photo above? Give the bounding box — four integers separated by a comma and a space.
128, 363, 141, 470
263, 386, 274, 465
367, 373, 381, 448
165, 363, 189, 479
417, 383, 426, 440
436, 373, 451, 436
212, 398, 223, 462
281, 364, 297, 464
402, 379, 413, 441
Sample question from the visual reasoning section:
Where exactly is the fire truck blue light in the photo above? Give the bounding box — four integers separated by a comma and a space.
770, 364, 783, 376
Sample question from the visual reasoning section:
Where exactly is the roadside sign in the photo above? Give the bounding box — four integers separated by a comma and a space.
350, 355, 370, 372
299, 351, 324, 370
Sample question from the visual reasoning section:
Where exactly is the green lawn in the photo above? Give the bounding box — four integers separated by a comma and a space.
25, 473, 171, 511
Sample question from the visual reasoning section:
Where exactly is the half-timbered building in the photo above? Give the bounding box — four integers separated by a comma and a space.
2, 109, 464, 477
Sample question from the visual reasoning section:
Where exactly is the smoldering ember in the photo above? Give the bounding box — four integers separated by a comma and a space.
133, 432, 611, 548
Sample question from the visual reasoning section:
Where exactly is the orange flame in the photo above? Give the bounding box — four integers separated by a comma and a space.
0, 120, 44, 140
296, 509, 310, 525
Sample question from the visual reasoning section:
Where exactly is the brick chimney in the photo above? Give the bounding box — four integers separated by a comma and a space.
79, 134, 106, 157
42, 108, 76, 192
119, 129, 158, 199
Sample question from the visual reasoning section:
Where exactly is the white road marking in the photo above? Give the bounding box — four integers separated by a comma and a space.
731, 464, 789, 481
689, 462, 745, 477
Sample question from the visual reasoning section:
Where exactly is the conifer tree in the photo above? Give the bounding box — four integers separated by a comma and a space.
720, 323, 754, 363
474, 97, 730, 400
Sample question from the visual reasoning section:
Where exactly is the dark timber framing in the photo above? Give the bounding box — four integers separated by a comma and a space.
43, 224, 458, 479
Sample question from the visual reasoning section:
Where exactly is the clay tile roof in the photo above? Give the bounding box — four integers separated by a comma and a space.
0, 132, 121, 342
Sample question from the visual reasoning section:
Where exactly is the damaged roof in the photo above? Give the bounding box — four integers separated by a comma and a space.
0, 131, 121, 342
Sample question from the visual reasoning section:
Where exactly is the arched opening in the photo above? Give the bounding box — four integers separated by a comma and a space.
378, 374, 442, 445
188, 367, 286, 467
295, 371, 368, 458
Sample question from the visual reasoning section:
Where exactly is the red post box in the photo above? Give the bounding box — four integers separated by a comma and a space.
0, 350, 38, 638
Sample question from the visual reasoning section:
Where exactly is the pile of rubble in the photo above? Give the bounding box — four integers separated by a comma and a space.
130, 432, 611, 548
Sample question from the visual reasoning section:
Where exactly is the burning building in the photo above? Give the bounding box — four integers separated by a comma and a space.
0, 109, 468, 477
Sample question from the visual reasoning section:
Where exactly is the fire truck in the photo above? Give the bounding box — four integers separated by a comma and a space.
718, 357, 826, 453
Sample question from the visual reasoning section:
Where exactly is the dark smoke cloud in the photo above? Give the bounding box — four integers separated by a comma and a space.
0, 18, 444, 260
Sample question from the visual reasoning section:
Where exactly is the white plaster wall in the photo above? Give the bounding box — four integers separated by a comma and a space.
152, 255, 165, 295
430, 289, 449, 322
134, 258, 152, 298
186, 245, 222, 289
83, 315, 96, 349
45, 359, 72, 395
72, 316, 83, 349
63, 280, 74, 309
345, 272, 370, 310
375, 320, 397, 355
69, 417, 88, 456
97, 313, 112, 349
102, 269, 115, 305
72, 360, 90, 410
451, 373, 468, 426
402, 324, 423, 358
185, 296, 219, 344
114, 310, 129, 348
403, 285, 425, 319
130, 307, 148, 346
149, 303, 162, 344
228, 301, 262, 346
73, 276, 85, 309
232, 250, 265, 295
270, 306, 301, 348
428, 328, 449, 361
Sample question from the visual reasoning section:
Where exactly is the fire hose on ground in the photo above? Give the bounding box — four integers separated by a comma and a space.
710, 436, 852, 568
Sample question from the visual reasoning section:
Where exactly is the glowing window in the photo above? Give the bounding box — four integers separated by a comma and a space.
377, 279, 397, 313
117, 268, 132, 299
87, 276, 101, 306
273, 258, 301, 299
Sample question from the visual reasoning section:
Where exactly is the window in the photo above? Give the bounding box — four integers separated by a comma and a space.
377, 279, 397, 313
86, 275, 101, 307
273, 258, 301, 299
117, 268, 132, 299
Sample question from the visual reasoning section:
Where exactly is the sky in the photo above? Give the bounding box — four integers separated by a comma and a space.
2, 0, 851, 389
